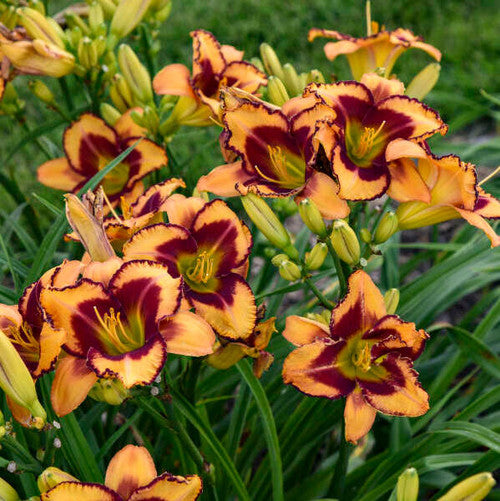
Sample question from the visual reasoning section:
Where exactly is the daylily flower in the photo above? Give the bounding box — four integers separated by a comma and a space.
123, 197, 258, 340
197, 90, 350, 219
282, 270, 429, 443
37, 113, 168, 206
387, 149, 500, 247
40, 260, 215, 416
306, 73, 447, 200
153, 30, 267, 128
41, 444, 202, 500
308, 22, 441, 80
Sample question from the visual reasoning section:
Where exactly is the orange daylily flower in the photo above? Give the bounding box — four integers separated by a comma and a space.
387, 148, 500, 247
153, 30, 267, 126
123, 197, 258, 341
282, 270, 429, 443
197, 90, 350, 219
41, 445, 202, 501
37, 113, 167, 206
305, 74, 447, 200
40, 260, 215, 416
308, 22, 441, 80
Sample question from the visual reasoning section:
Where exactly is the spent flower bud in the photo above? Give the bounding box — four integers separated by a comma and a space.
374, 211, 398, 244
437, 472, 495, 501
384, 288, 400, 315
396, 467, 419, 501
298, 198, 327, 237
305, 242, 328, 270
330, 220, 361, 265
118, 44, 153, 104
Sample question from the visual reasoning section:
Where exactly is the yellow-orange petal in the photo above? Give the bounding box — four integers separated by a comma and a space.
122, 137, 167, 188
220, 44, 243, 63
282, 315, 330, 346
475, 187, 500, 219
296, 171, 350, 220
87, 336, 166, 388
385, 138, 428, 163
0, 304, 21, 330
105, 445, 157, 498
196, 161, 252, 197
282, 340, 355, 398
455, 207, 500, 248
222, 60, 267, 94
324, 40, 360, 61
64, 114, 117, 174
128, 473, 202, 501
6, 395, 35, 428
387, 158, 431, 203
41, 482, 121, 501
33, 323, 66, 378
191, 30, 226, 81
331, 270, 387, 340
153, 63, 196, 98
159, 310, 215, 356
305, 81, 372, 113
164, 194, 206, 228
37, 157, 85, 191
344, 387, 377, 444
360, 73, 405, 102
51, 356, 97, 417
114, 108, 147, 139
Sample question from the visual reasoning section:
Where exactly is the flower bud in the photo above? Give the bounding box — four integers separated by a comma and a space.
100, 103, 122, 126
396, 467, 419, 501
0, 478, 20, 501
0, 329, 46, 428
437, 472, 495, 501
29, 80, 54, 104
298, 198, 327, 237
17, 7, 65, 48
152, 0, 172, 22
64, 11, 90, 36
118, 44, 153, 104
241, 193, 298, 259
88, 378, 130, 405
305, 69, 325, 85
267, 76, 289, 106
260, 43, 285, 80
278, 259, 302, 282
1, 6, 18, 30
406, 63, 441, 101
77, 36, 96, 70
97, 0, 117, 19
207, 343, 246, 370
282, 63, 301, 97
250, 57, 265, 73
384, 288, 400, 315
65, 193, 116, 262
110, 73, 135, 112
142, 105, 159, 133
374, 211, 398, 244
37, 467, 79, 494
360, 228, 372, 244
110, 0, 153, 45
88, 2, 104, 34
305, 242, 328, 270
330, 220, 360, 265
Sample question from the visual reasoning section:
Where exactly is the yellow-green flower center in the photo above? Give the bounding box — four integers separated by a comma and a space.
7, 322, 39, 362
253, 145, 305, 188
346, 121, 386, 167
351, 341, 372, 372
185, 251, 215, 284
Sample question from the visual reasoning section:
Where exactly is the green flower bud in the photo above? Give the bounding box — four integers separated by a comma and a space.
118, 44, 153, 104
406, 63, 441, 101
330, 220, 360, 265
437, 472, 495, 501
374, 211, 399, 244
305, 242, 328, 270
260, 43, 284, 80
110, 73, 134, 112
110, 0, 153, 44
278, 259, 302, 282
38, 467, 79, 494
0, 477, 20, 501
88, 2, 104, 34
17, 7, 65, 48
88, 378, 130, 406
396, 467, 419, 501
267, 76, 289, 106
282, 63, 301, 97
100, 103, 122, 126
250, 57, 265, 73
384, 288, 400, 315
64, 11, 90, 36
305, 69, 325, 85
29, 80, 54, 104
298, 198, 327, 237
0, 6, 18, 30
97, 0, 117, 19
360, 228, 372, 244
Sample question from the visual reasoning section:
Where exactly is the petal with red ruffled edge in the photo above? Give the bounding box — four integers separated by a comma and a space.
41, 482, 121, 501
187, 273, 257, 341
163, 194, 206, 228
223, 101, 306, 195
196, 161, 253, 197
344, 387, 377, 444
475, 187, 500, 218
51, 356, 97, 417
159, 311, 215, 356
33, 323, 65, 378
153, 63, 196, 99
63, 113, 119, 176
282, 339, 355, 398
330, 270, 387, 340
123, 224, 197, 277
365, 315, 428, 361
37, 157, 85, 192
295, 171, 350, 220
360, 73, 405, 103
105, 445, 157, 498
282, 315, 330, 346
128, 473, 202, 501
109, 260, 182, 336
87, 335, 166, 388
130, 178, 185, 218
191, 200, 252, 273
358, 354, 429, 417
222, 60, 267, 94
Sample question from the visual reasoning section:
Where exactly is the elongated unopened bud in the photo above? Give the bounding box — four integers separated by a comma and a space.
0, 329, 46, 428
88, 2, 104, 34
37, 467, 79, 493
260, 43, 285, 80
437, 472, 495, 501
97, 0, 117, 19
100, 103, 121, 126
305, 69, 325, 85
118, 44, 153, 104
267, 76, 289, 106
374, 211, 398, 244
298, 198, 327, 237
17, 7, 65, 48
29, 80, 54, 104
305, 242, 328, 270
384, 288, 400, 315
282, 63, 301, 97
65, 193, 115, 262
271, 254, 301, 281
0, 477, 20, 501
360, 228, 372, 244
88, 378, 130, 405
406, 63, 441, 100
110, 73, 135, 112
330, 220, 360, 265
109, 0, 153, 45
396, 467, 419, 501
241, 193, 298, 259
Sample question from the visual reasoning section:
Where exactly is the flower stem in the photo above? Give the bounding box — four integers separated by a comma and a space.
303, 275, 334, 309
325, 238, 348, 297
327, 407, 352, 499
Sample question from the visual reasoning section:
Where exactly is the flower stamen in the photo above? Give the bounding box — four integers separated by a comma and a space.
94, 307, 139, 354
186, 251, 214, 283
